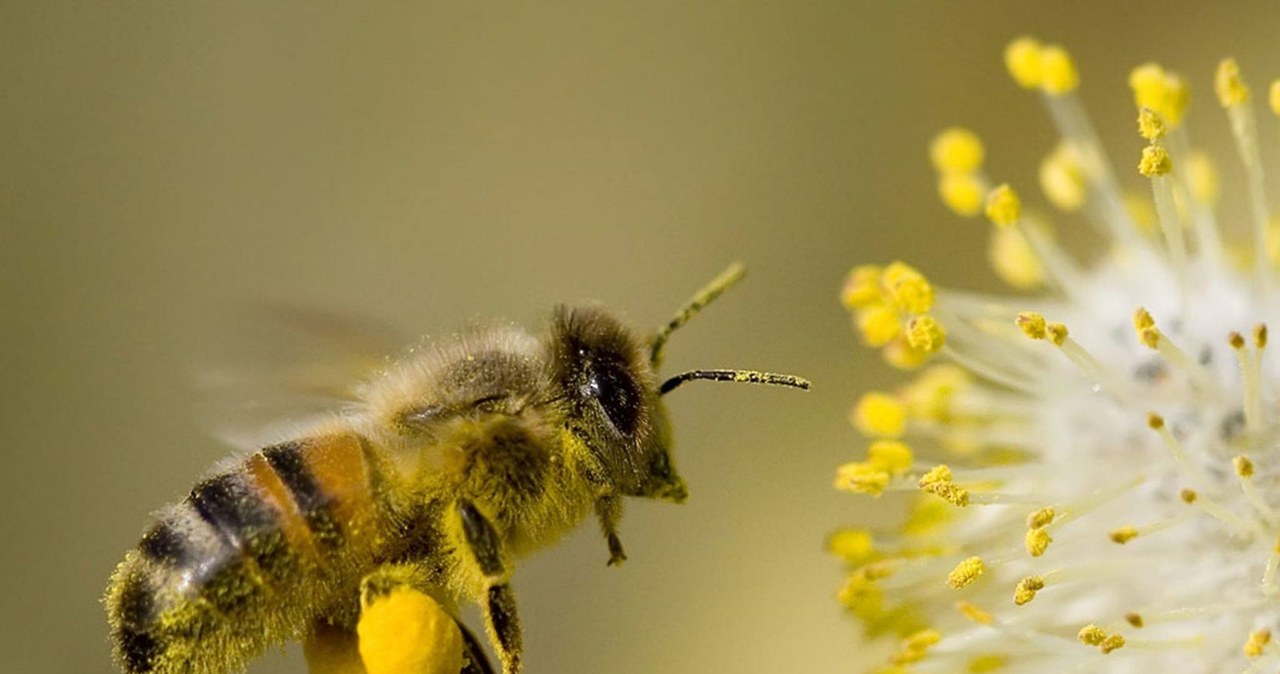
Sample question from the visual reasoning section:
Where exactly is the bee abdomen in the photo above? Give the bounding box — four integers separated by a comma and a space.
107, 432, 389, 674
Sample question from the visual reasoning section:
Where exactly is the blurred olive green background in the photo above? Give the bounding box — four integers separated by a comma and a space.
5, 2, 1280, 673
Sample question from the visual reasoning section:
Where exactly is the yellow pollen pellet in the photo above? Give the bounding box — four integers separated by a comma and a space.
948, 556, 985, 589
930, 127, 985, 173
883, 261, 935, 314
1038, 44, 1079, 95
1109, 526, 1139, 544
1026, 507, 1056, 529
1229, 331, 1246, 350
1215, 58, 1250, 107
1138, 145, 1172, 177
1004, 36, 1042, 89
867, 440, 914, 474
939, 172, 987, 217
1078, 625, 1107, 646
1100, 635, 1126, 654
1013, 576, 1044, 605
1137, 108, 1165, 140
1016, 312, 1048, 340
852, 392, 907, 438
984, 184, 1022, 228
1254, 324, 1268, 348
1180, 488, 1197, 504
1046, 323, 1068, 346
1125, 612, 1144, 628
1244, 628, 1271, 657
841, 265, 883, 310
856, 304, 902, 347
1234, 455, 1255, 478
906, 316, 946, 354
1025, 527, 1051, 557
1147, 413, 1165, 430
1140, 327, 1160, 349
1040, 143, 1085, 211
957, 600, 993, 625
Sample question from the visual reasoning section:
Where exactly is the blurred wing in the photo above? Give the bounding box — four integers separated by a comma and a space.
195, 304, 411, 450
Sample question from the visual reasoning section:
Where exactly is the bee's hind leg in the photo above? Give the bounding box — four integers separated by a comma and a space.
457, 499, 523, 674
595, 493, 627, 566
305, 563, 495, 674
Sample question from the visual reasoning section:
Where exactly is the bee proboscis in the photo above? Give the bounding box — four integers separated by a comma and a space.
105, 262, 809, 674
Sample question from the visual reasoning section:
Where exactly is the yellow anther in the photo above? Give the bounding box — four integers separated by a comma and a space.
956, 601, 993, 625
1137, 108, 1166, 141
1180, 488, 1197, 504
1125, 612, 1144, 628
1129, 63, 1189, 127
1234, 455, 1255, 478
1186, 151, 1220, 206
1147, 412, 1166, 430
883, 338, 930, 370
906, 629, 941, 650
1046, 322, 1068, 346
1013, 575, 1045, 605
1016, 312, 1048, 340
1132, 307, 1155, 331
967, 655, 1009, 673
883, 261, 935, 314
1109, 526, 1139, 544
1138, 145, 1172, 177
919, 464, 952, 486
903, 495, 953, 535
853, 393, 907, 438
939, 172, 987, 217
906, 315, 947, 354
1004, 36, 1043, 89
930, 127, 985, 174
1025, 528, 1052, 557
827, 528, 875, 564
947, 556, 985, 589
989, 224, 1045, 289
1215, 58, 1250, 107
835, 462, 891, 496
1255, 324, 1268, 348
1038, 44, 1079, 95
900, 364, 970, 421
919, 464, 969, 507
1039, 143, 1085, 212
841, 265, 883, 310
856, 304, 902, 347
1271, 80, 1280, 116
867, 440, 914, 474
1229, 331, 1246, 350
1077, 624, 1108, 646
1244, 628, 1271, 657
1100, 635, 1126, 654
984, 184, 1022, 228
1140, 327, 1160, 349
1025, 507, 1055, 529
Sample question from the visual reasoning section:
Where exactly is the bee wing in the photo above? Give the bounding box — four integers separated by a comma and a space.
195, 304, 412, 450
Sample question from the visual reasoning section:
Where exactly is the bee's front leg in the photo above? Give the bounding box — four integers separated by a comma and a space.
457, 499, 523, 674
594, 493, 627, 566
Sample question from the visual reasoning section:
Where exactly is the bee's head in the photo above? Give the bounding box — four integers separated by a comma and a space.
548, 263, 808, 503
549, 305, 683, 501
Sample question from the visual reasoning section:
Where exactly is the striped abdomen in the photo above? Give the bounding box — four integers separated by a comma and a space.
106, 432, 395, 674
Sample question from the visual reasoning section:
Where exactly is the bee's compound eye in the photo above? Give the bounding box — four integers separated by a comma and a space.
590, 356, 641, 436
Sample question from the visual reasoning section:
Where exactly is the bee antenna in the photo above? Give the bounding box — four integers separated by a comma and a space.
659, 369, 811, 396
650, 262, 747, 368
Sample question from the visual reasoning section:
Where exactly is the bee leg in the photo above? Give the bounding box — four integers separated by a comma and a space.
457, 499, 523, 674
595, 494, 627, 566
346, 563, 497, 674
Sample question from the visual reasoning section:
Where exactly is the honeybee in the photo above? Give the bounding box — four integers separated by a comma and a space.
105, 263, 809, 674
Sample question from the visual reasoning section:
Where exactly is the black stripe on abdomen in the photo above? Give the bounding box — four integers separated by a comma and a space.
189, 472, 295, 582
261, 440, 343, 548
